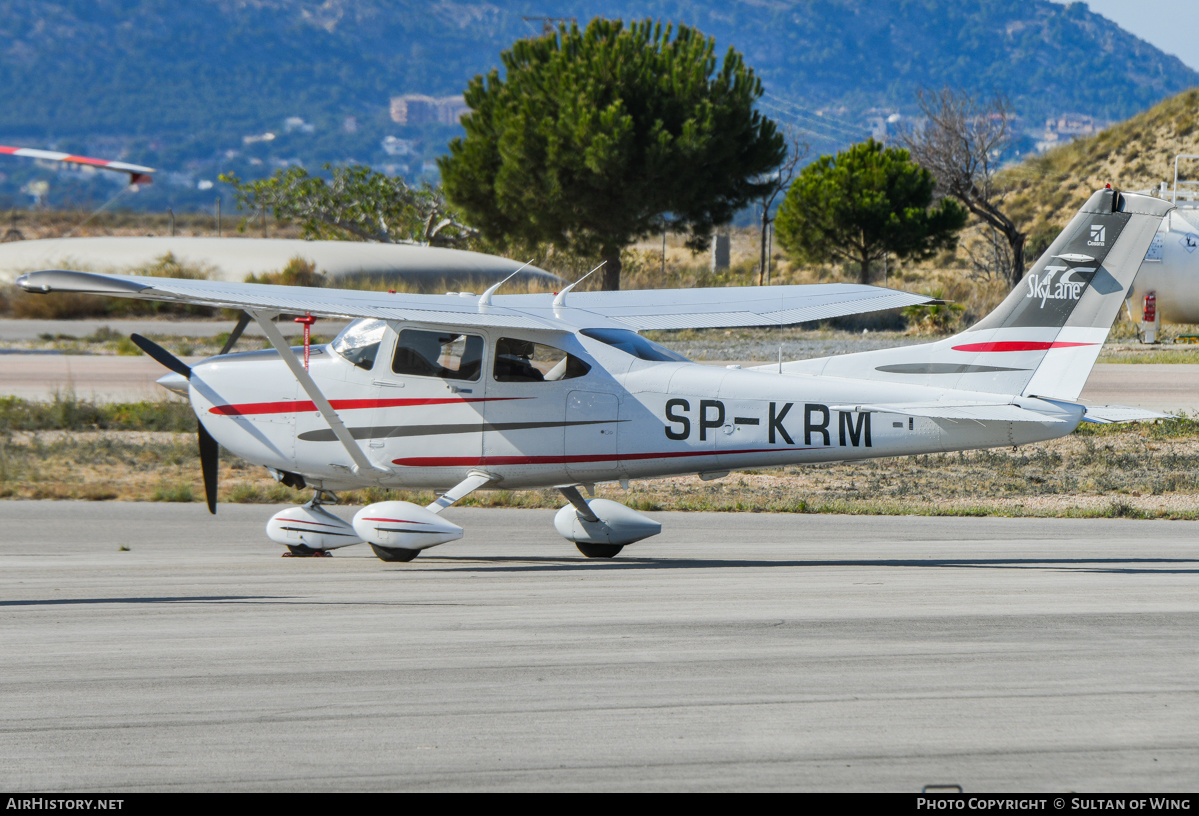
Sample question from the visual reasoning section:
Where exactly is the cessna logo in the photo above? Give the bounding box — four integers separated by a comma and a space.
1088, 224, 1105, 247
1026, 265, 1089, 307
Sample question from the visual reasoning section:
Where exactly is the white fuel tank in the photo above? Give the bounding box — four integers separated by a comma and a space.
352, 501, 463, 550
1129, 210, 1199, 323
266, 504, 362, 550
554, 498, 662, 546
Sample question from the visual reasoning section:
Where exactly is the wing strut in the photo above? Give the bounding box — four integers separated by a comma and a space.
249, 309, 389, 477
219, 312, 252, 355
426, 471, 495, 514
558, 485, 599, 522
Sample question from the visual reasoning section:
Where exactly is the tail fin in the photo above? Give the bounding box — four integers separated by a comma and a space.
791, 188, 1172, 399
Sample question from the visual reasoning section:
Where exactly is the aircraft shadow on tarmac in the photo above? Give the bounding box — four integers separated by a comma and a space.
402, 555, 1199, 575
0, 595, 281, 607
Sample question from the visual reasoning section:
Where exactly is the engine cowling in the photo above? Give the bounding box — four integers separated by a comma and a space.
553, 498, 662, 546
266, 504, 362, 550
352, 501, 463, 550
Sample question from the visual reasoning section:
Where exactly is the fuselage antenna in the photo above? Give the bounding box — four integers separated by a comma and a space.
553, 261, 606, 309
478, 259, 535, 309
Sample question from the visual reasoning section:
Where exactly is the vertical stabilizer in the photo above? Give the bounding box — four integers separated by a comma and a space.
966, 188, 1168, 399
785, 189, 1172, 399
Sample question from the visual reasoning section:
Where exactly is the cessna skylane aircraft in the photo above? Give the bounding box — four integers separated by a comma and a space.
15, 188, 1172, 561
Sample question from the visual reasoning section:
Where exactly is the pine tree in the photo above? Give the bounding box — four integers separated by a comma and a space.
775, 139, 967, 284
439, 18, 785, 290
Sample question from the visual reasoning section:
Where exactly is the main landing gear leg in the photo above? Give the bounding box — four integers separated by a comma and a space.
559, 486, 624, 559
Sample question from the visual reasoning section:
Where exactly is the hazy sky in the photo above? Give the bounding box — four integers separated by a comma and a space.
1054, 0, 1199, 71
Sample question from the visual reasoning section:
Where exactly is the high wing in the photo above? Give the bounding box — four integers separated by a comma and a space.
497, 286, 933, 330
15, 269, 934, 332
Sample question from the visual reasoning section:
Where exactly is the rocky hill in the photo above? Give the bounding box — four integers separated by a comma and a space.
1000, 87, 1199, 247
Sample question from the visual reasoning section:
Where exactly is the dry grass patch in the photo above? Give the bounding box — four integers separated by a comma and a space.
4, 418, 1199, 519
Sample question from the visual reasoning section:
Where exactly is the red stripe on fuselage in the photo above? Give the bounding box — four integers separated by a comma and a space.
209, 397, 527, 416
276, 518, 343, 527
391, 447, 813, 467
951, 341, 1097, 353
360, 517, 430, 524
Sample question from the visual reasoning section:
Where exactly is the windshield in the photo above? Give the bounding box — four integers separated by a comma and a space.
579, 328, 690, 363
331, 318, 388, 370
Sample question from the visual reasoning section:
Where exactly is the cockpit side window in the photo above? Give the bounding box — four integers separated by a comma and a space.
578, 328, 690, 362
493, 338, 591, 382
330, 318, 387, 370
392, 329, 484, 381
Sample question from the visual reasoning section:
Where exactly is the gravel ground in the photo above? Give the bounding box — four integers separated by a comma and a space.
5, 421, 1199, 519
645, 327, 927, 362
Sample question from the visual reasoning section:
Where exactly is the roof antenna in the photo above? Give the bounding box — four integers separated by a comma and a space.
553, 261, 605, 308
478, 259, 535, 309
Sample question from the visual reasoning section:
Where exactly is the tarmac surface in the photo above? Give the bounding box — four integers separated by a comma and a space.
2, 502, 1198, 792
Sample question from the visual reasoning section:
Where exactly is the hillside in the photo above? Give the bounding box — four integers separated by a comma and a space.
0, 0, 1195, 212
1000, 87, 1199, 246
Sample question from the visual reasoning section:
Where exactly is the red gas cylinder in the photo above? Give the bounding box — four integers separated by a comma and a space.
1143, 292, 1157, 324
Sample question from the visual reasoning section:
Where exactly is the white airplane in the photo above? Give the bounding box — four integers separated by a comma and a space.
15, 187, 1172, 561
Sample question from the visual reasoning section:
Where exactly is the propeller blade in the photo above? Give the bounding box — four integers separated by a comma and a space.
130, 333, 191, 379
198, 419, 219, 515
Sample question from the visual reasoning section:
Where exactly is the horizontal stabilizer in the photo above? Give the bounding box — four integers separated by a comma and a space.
829, 402, 1076, 423
1080, 405, 1174, 424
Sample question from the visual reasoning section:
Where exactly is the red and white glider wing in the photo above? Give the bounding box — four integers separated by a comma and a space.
0, 145, 154, 184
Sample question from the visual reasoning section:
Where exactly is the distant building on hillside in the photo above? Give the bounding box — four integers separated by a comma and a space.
381, 136, 416, 157
862, 109, 904, 142
1035, 113, 1109, 152
389, 95, 469, 127
283, 116, 315, 134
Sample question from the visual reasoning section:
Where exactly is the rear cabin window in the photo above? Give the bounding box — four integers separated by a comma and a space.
493, 338, 590, 382
330, 318, 387, 370
392, 329, 484, 381
579, 328, 690, 362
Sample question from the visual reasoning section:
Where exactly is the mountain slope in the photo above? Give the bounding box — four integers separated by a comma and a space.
0, 0, 1194, 211
1000, 87, 1199, 245
3, 0, 1193, 135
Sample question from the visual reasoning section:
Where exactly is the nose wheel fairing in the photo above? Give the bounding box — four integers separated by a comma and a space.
266, 501, 363, 552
